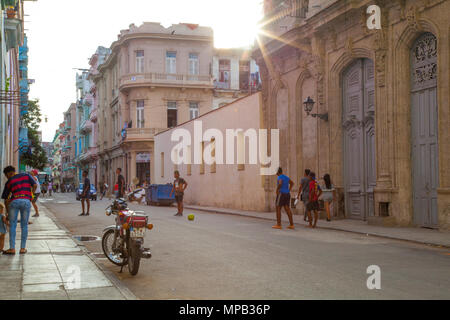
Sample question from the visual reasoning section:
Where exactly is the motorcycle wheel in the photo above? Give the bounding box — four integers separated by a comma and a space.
102, 229, 128, 266
127, 239, 141, 276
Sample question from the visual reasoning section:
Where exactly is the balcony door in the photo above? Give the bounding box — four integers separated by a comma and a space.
166, 52, 177, 80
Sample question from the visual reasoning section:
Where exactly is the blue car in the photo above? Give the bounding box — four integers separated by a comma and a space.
76, 183, 97, 201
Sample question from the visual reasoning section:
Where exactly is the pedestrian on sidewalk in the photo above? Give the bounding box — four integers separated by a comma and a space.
0, 202, 6, 253
306, 172, 322, 228
48, 180, 53, 197
297, 169, 311, 222
41, 181, 47, 198
79, 170, 91, 216
116, 168, 125, 199
321, 174, 336, 222
30, 170, 41, 217
100, 181, 108, 200
1, 166, 36, 255
273, 167, 295, 230
170, 170, 187, 216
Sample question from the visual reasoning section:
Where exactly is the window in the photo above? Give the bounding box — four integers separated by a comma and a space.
239, 60, 250, 91
188, 53, 199, 78
200, 142, 205, 174
166, 51, 177, 74
136, 51, 144, 73
137, 100, 145, 128
210, 138, 216, 173
218, 59, 231, 89
189, 102, 199, 120
160, 152, 164, 178
167, 101, 177, 128
187, 145, 192, 176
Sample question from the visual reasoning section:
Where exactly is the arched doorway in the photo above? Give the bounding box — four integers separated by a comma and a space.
342, 58, 376, 220
410, 32, 439, 228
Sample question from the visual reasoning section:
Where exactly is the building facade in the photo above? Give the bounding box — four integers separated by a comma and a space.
94, 22, 215, 191
0, 0, 25, 186
61, 103, 77, 186
253, 0, 450, 229
155, 93, 267, 211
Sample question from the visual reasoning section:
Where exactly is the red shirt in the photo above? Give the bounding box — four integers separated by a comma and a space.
1, 173, 36, 201
309, 180, 319, 202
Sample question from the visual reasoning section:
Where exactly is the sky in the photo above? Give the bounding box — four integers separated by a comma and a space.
24, 0, 264, 141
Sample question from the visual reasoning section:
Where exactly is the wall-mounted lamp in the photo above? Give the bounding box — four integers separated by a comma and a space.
303, 96, 328, 121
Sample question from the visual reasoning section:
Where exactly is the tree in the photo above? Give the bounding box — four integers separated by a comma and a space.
20, 99, 48, 170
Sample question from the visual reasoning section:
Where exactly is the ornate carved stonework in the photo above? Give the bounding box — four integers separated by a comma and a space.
411, 32, 437, 91
327, 27, 337, 51
405, 5, 422, 32
344, 37, 354, 57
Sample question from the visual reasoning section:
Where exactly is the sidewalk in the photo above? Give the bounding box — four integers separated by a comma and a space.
184, 205, 450, 248
0, 203, 136, 300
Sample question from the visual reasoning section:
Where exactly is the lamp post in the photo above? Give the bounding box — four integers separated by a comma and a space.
303, 96, 328, 121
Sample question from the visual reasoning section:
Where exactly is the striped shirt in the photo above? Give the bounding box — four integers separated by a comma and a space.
1, 173, 36, 201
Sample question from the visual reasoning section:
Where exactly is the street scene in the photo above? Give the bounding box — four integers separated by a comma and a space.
0, 0, 450, 304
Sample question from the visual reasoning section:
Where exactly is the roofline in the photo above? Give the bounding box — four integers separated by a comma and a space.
154, 92, 260, 137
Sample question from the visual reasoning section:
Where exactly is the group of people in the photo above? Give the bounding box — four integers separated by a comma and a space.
274, 167, 335, 230
79, 168, 126, 216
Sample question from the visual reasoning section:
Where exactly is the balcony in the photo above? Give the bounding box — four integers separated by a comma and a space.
4, 14, 23, 51
122, 127, 164, 143
79, 119, 92, 134
120, 73, 213, 91
89, 108, 98, 122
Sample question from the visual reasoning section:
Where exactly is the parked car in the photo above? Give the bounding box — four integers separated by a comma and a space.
76, 183, 97, 201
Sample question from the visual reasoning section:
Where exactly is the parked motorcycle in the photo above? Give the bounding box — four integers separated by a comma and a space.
102, 198, 153, 275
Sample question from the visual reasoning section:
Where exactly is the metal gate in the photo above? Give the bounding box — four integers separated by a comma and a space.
342, 59, 376, 220
411, 33, 439, 228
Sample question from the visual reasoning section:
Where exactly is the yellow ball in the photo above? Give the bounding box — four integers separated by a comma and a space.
188, 214, 195, 221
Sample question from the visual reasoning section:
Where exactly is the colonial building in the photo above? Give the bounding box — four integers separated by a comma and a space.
74, 47, 110, 188
94, 22, 216, 189
253, 0, 450, 229
61, 103, 77, 186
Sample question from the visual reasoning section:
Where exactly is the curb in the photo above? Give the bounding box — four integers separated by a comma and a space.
39, 203, 139, 300
185, 205, 450, 249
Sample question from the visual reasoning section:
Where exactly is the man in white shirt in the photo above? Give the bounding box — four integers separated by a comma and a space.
30, 170, 41, 217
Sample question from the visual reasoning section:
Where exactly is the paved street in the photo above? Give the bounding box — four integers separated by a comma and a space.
36, 192, 450, 300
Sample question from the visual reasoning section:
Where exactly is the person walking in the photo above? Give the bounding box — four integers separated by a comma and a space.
116, 168, 125, 199
1, 166, 37, 255
306, 172, 322, 228
272, 167, 295, 230
30, 170, 41, 217
79, 170, 91, 216
170, 170, 187, 217
41, 181, 47, 198
48, 180, 53, 197
297, 169, 311, 222
100, 181, 108, 200
321, 174, 336, 222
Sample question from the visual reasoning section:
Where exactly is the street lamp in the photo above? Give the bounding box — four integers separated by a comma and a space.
303, 96, 328, 121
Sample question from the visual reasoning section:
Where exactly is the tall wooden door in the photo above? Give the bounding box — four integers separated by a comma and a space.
411, 33, 439, 228
342, 59, 376, 220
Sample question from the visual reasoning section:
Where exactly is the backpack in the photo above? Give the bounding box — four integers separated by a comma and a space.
310, 180, 319, 201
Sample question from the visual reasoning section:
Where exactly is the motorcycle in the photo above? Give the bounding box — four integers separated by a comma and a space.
102, 197, 153, 275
